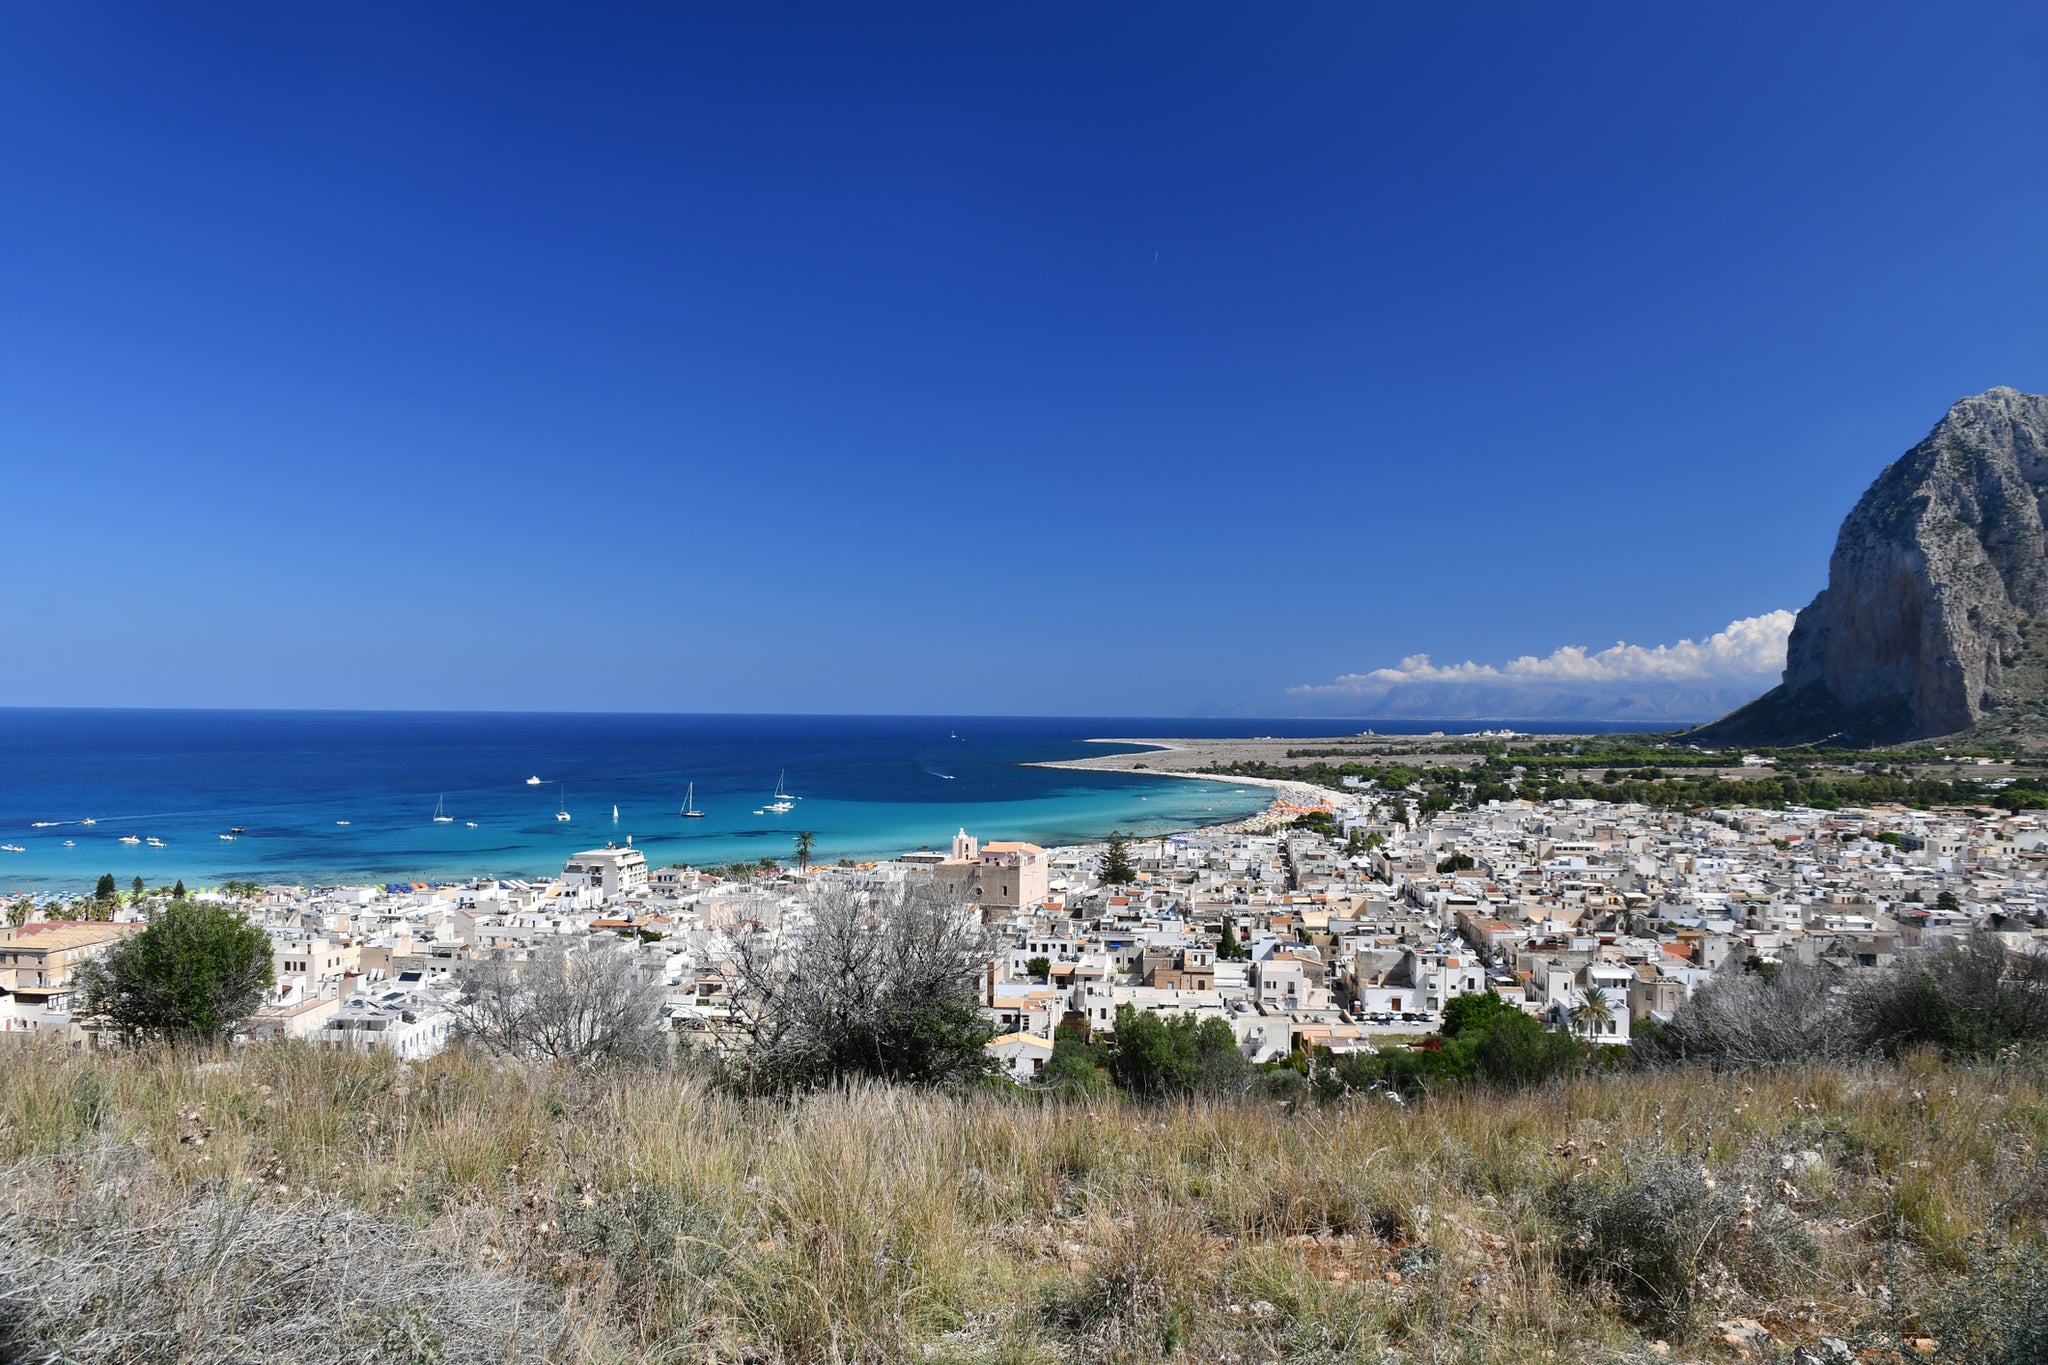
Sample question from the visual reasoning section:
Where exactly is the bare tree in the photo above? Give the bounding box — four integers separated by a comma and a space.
1636, 961, 1853, 1067
721, 878, 994, 1091
451, 940, 668, 1066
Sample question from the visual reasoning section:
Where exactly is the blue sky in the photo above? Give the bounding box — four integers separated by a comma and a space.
4, 4, 2045, 717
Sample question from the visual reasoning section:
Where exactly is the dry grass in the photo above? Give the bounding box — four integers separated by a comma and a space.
0, 1041, 2042, 1363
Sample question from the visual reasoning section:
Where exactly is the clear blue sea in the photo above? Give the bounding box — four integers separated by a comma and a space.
0, 711, 1628, 892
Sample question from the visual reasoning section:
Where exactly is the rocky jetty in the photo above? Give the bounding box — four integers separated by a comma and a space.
1692, 387, 2048, 747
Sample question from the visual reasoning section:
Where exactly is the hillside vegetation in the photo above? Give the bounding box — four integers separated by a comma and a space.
3, 1044, 2046, 1364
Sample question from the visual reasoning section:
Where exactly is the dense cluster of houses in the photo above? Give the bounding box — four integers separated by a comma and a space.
7, 788, 2045, 1075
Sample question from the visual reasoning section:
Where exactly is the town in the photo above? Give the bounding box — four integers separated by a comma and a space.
9, 777, 2043, 1073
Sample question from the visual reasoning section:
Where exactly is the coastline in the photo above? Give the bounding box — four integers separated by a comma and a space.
1026, 738, 1348, 836
5, 723, 1402, 895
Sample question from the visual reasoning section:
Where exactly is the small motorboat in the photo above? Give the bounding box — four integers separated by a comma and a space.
219, 834, 236, 841
230, 827, 245, 835
145, 837, 166, 848
0, 845, 23, 854
119, 835, 142, 845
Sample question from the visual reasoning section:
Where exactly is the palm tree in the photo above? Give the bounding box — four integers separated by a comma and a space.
793, 831, 816, 872
1570, 984, 1614, 1039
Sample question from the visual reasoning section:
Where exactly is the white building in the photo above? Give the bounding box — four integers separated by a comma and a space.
985, 1031, 1055, 1083
563, 845, 650, 902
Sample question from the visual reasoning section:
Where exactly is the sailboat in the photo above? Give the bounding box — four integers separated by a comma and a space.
556, 787, 572, 822
766, 770, 794, 813
433, 794, 454, 823
612, 804, 619, 822
681, 782, 706, 818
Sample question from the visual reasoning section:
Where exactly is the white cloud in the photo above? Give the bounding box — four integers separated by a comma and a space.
1291, 611, 1795, 697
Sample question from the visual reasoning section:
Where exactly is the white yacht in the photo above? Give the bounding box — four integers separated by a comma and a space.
119, 835, 142, 845
433, 794, 454, 823
681, 783, 706, 818
0, 845, 23, 854
145, 837, 166, 848
526, 775, 543, 785
336, 820, 351, 826
81, 818, 96, 826
62, 839, 75, 847
556, 788, 572, 822
219, 834, 236, 841
466, 821, 478, 828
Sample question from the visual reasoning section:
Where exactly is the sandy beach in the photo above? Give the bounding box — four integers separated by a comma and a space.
1025, 738, 1364, 834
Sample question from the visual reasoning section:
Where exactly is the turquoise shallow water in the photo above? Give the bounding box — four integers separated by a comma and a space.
0, 711, 1298, 891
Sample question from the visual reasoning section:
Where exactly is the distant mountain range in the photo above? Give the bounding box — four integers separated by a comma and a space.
1689, 387, 2048, 749
1335, 681, 1761, 725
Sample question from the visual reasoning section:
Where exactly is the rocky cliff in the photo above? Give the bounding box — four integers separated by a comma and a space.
1691, 387, 2048, 747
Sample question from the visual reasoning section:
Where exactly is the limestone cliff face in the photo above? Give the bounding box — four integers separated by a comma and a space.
1698, 387, 2048, 745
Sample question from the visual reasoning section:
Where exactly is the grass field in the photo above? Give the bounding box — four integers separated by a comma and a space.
2, 1042, 2044, 1363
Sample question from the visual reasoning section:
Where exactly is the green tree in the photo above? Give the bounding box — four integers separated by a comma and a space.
1106, 1005, 1247, 1098
130, 875, 145, 904
1440, 989, 1518, 1040
1217, 917, 1245, 960
1100, 831, 1136, 887
5, 898, 30, 929
95, 873, 118, 904
72, 900, 273, 1043
1937, 890, 1962, 912
793, 831, 816, 872
1026, 955, 1052, 982
1467, 1009, 1582, 1089
1041, 1033, 1110, 1093
172, 880, 187, 901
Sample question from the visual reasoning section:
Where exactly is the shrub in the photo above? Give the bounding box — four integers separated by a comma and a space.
1926, 1245, 2048, 1365
1552, 1142, 1814, 1335
1847, 932, 2048, 1060
0, 1146, 574, 1364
